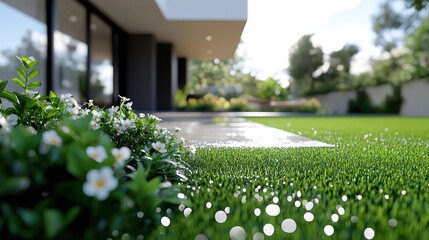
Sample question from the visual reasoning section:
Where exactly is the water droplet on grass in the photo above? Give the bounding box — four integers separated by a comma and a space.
324, 225, 334, 236
342, 195, 348, 202
331, 214, 339, 223
265, 204, 280, 216
305, 202, 314, 211
338, 207, 345, 215
294, 200, 301, 208
401, 190, 407, 195
304, 212, 314, 222
254, 208, 261, 217
206, 202, 212, 209
273, 197, 279, 203
263, 224, 274, 236
281, 219, 297, 233
161, 216, 170, 227
229, 226, 246, 240
184, 208, 192, 218
215, 211, 227, 223
388, 219, 398, 227
195, 234, 208, 240
225, 207, 231, 214
253, 232, 264, 240
364, 228, 375, 239
356, 195, 363, 201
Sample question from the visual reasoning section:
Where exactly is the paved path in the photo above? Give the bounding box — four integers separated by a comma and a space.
155, 112, 333, 148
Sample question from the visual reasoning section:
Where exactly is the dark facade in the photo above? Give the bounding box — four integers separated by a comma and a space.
0, 0, 187, 110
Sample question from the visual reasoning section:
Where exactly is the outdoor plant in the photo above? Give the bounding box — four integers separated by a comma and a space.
0, 56, 193, 238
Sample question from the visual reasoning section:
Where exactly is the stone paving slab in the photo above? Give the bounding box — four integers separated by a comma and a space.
155, 112, 334, 148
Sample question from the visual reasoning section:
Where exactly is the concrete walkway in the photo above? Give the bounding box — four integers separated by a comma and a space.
155, 112, 333, 148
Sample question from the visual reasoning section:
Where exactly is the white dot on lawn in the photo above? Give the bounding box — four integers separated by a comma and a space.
263, 224, 275, 236
195, 234, 208, 240
265, 204, 280, 216
331, 214, 339, 223
254, 208, 261, 217
295, 200, 301, 208
364, 228, 375, 239
206, 202, 212, 208
401, 190, 407, 195
281, 219, 297, 233
225, 207, 231, 214
273, 197, 279, 203
161, 216, 170, 227
388, 219, 398, 227
338, 207, 345, 215
351, 216, 358, 223
324, 225, 334, 236
184, 208, 192, 218
215, 211, 227, 223
305, 202, 314, 211
342, 195, 348, 202
229, 226, 246, 240
253, 232, 264, 240
304, 212, 314, 222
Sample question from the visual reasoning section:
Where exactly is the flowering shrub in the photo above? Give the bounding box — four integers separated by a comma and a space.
0, 57, 192, 238
180, 93, 249, 111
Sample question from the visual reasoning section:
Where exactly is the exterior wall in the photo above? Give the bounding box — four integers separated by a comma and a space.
125, 34, 157, 111
313, 79, 429, 116
400, 79, 429, 116
312, 90, 356, 115
156, 43, 177, 111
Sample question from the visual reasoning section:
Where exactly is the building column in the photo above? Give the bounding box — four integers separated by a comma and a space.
156, 43, 177, 111
178, 57, 188, 90
124, 34, 157, 111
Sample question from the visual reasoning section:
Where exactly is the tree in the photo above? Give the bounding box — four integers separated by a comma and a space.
318, 44, 359, 90
405, 15, 429, 78
288, 34, 324, 95
187, 54, 258, 99
405, 0, 429, 10
255, 77, 288, 101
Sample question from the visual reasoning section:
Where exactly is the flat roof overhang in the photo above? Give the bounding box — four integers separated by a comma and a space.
90, 0, 248, 60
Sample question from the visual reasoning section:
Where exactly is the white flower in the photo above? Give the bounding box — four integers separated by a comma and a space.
86, 146, 108, 163
112, 147, 131, 167
152, 141, 167, 153
6, 114, 18, 126
175, 127, 181, 132
108, 106, 119, 116
189, 145, 197, 154
42, 130, 62, 147
83, 167, 118, 201
118, 95, 130, 103
89, 120, 100, 130
124, 101, 133, 110
0, 114, 11, 131
60, 93, 79, 107
139, 113, 145, 118
121, 119, 135, 130
86, 99, 94, 107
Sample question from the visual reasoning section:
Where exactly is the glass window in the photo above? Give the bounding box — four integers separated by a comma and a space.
0, 0, 47, 95
90, 14, 113, 106
54, 0, 87, 102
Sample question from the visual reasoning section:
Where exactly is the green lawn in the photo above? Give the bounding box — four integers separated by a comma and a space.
153, 117, 429, 240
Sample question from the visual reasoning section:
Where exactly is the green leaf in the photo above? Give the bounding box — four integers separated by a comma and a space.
17, 68, 26, 81
28, 81, 41, 90
43, 209, 62, 238
15, 92, 36, 110
28, 69, 40, 80
0, 80, 7, 92
65, 143, 97, 178
12, 77, 25, 89
63, 206, 81, 228
28, 59, 39, 69
0, 91, 18, 104
0, 177, 31, 195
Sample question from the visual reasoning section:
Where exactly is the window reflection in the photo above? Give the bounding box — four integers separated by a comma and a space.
54, 0, 87, 102
90, 14, 113, 106
0, 0, 47, 95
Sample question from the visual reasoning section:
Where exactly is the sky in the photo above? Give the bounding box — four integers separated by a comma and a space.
238, 0, 386, 86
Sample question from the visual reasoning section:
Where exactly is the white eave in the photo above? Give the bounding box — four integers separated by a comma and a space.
90, 0, 248, 60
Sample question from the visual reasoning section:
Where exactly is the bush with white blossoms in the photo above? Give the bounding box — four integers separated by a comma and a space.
0, 56, 192, 238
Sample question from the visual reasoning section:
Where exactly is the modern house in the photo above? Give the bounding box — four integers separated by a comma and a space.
0, 0, 247, 110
